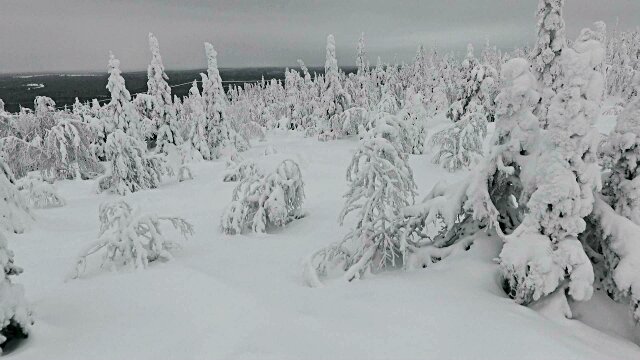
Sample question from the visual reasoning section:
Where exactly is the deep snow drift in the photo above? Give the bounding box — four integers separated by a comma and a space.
7, 130, 640, 360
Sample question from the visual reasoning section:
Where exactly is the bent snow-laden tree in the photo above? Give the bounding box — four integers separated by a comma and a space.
221, 159, 305, 234
399, 24, 611, 319
72, 200, 194, 277
0, 231, 33, 352
43, 119, 102, 180
223, 158, 262, 183
97, 130, 170, 195
304, 118, 417, 286
1, 107, 101, 181
0, 159, 31, 234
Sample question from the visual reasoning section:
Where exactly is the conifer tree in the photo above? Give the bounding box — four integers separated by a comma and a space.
322, 35, 350, 136
531, 0, 567, 128
147, 33, 181, 153
186, 80, 212, 160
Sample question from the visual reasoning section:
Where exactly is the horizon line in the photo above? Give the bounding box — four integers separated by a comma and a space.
0, 65, 361, 76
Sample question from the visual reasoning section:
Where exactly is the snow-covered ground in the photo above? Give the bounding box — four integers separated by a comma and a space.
7, 130, 640, 360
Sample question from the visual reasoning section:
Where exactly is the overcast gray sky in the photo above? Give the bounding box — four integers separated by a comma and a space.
1, 0, 638, 73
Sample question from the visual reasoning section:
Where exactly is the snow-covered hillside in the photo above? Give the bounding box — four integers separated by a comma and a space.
1, 1, 640, 358
7, 131, 639, 360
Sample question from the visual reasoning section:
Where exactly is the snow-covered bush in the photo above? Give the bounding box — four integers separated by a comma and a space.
164, 143, 196, 183
431, 101, 488, 171
264, 145, 277, 156
332, 107, 368, 137
0, 160, 31, 234
0, 231, 33, 351
223, 159, 261, 183
15, 173, 65, 209
72, 200, 193, 277
305, 127, 416, 286
97, 130, 170, 195
221, 159, 305, 234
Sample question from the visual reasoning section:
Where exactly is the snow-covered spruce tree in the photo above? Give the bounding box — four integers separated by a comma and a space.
97, 129, 170, 195
498, 26, 606, 307
354, 32, 370, 109
356, 32, 368, 77
131, 94, 158, 141
202, 43, 248, 157
185, 80, 212, 160
335, 107, 369, 137
147, 33, 181, 153
446, 44, 498, 123
16, 173, 65, 209
322, 35, 350, 138
221, 160, 305, 235
431, 101, 488, 171
601, 97, 640, 225
0, 230, 33, 351
376, 83, 400, 115
72, 200, 193, 277
304, 119, 417, 286
590, 93, 640, 321
98, 52, 144, 160
531, 0, 567, 128
284, 68, 304, 130
412, 45, 428, 99
0, 159, 31, 234
467, 58, 541, 235
397, 88, 429, 155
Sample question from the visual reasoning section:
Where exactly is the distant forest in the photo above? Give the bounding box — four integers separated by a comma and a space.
0, 66, 357, 112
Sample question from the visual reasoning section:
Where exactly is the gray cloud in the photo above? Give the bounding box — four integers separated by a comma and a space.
1, 0, 638, 73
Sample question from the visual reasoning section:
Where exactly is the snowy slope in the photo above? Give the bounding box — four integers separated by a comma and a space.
6, 131, 640, 360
